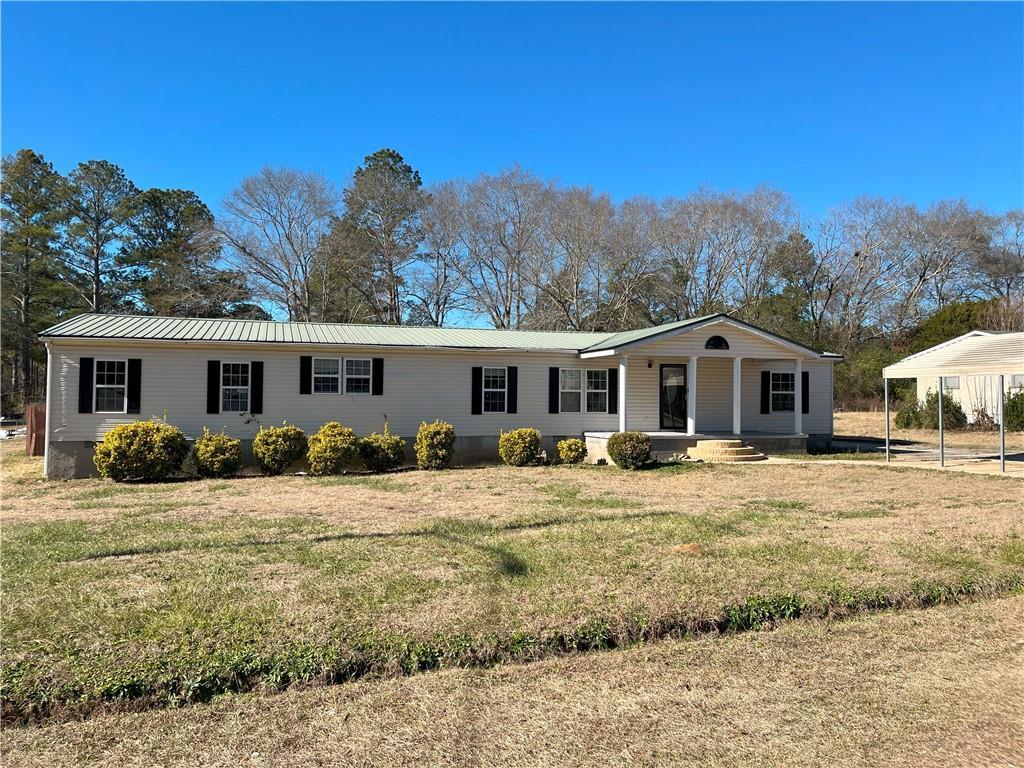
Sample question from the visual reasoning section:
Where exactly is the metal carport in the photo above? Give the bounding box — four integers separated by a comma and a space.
882, 332, 1024, 473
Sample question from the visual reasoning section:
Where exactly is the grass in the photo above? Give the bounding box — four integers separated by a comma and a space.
4, 596, 1022, 767
835, 410, 1024, 452
2, 440, 1023, 724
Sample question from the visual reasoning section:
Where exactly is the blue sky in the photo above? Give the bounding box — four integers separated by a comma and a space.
3, 2, 1022, 216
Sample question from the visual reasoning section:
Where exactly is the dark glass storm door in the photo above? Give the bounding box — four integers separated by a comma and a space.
660, 364, 688, 430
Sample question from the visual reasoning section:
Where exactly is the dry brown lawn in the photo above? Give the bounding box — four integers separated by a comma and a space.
3, 596, 1021, 768
3, 438, 1023, 740
836, 410, 1024, 452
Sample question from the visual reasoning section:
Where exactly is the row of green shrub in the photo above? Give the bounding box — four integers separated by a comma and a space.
496, 428, 652, 470
94, 419, 458, 482
895, 388, 1024, 431
93, 419, 657, 482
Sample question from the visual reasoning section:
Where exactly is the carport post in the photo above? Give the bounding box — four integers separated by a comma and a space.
883, 377, 890, 463
999, 374, 1006, 474
938, 376, 945, 468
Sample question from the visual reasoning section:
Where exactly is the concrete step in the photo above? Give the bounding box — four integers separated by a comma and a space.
688, 439, 768, 463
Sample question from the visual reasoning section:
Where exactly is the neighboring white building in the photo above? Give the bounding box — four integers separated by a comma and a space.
887, 331, 1024, 424
40, 313, 841, 478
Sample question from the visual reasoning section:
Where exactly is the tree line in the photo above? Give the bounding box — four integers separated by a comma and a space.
3, 146, 1022, 412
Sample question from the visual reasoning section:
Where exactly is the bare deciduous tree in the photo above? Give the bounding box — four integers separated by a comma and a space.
218, 167, 338, 321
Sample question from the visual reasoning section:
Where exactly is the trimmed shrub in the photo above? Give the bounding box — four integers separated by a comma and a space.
93, 420, 189, 482
193, 428, 242, 478
252, 423, 307, 476
498, 428, 542, 467
1004, 389, 1024, 432
415, 420, 456, 470
358, 424, 407, 473
606, 431, 651, 470
557, 437, 587, 465
307, 422, 359, 476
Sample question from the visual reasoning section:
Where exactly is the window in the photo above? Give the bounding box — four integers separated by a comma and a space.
95, 359, 127, 413
1011, 374, 1024, 389
313, 358, 340, 393
705, 335, 730, 350
483, 367, 506, 413
345, 358, 372, 394
943, 376, 960, 390
770, 372, 795, 412
586, 369, 609, 413
221, 362, 250, 412
560, 368, 582, 413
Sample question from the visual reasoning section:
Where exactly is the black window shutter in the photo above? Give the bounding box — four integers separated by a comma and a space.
207, 361, 220, 414
801, 370, 810, 415
126, 359, 142, 414
607, 368, 618, 414
250, 361, 264, 414
372, 358, 384, 396
299, 356, 312, 395
78, 357, 94, 414
471, 367, 482, 415
548, 367, 559, 414
760, 371, 771, 414
506, 366, 518, 414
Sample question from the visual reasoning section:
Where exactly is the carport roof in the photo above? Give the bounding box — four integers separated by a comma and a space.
883, 331, 1024, 378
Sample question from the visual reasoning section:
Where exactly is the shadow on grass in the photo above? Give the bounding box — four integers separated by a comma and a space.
71, 508, 678, 569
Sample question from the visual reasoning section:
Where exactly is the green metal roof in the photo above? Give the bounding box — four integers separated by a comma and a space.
40, 312, 835, 357
580, 314, 718, 352
40, 313, 616, 351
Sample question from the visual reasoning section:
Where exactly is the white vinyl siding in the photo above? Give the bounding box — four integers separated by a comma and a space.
44, 319, 837, 445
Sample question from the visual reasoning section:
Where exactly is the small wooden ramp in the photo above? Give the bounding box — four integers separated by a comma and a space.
688, 439, 767, 463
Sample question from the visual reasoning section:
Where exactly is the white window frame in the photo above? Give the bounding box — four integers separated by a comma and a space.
1011, 374, 1024, 389
559, 368, 582, 413
344, 357, 373, 395
943, 376, 960, 390
770, 371, 795, 413
94, 358, 128, 414
585, 369, 609, 414
483, 366, 507, 414
221, 361, 251, 413
312, 357, 341, 394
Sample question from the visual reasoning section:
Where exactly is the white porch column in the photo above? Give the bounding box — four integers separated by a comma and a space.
793, 359, 803, 435
686, 356, 697, 436
732, 357, 742, 435
618, 356, 628, 433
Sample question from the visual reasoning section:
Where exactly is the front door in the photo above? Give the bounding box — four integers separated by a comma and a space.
660, 364, 688, 430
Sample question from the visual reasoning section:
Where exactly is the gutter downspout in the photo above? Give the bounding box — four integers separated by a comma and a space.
43, 342, 52, 479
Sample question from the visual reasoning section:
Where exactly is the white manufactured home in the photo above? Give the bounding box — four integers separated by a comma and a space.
40, 312, 840, 478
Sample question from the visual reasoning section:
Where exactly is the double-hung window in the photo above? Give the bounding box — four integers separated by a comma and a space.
943, 376, 960, 390
560, 369, 582, 413
1012, 374, 1024, 389
586, 369, 609, 413
95, 359, 127, 413
345, 358, 372, 394
483, 367, 507, 413
313, 358, 340, 393
222, 362, 250, 412
770, 372, 795, 412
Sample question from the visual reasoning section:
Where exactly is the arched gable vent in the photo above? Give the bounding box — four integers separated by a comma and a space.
705, 335, 730, 350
